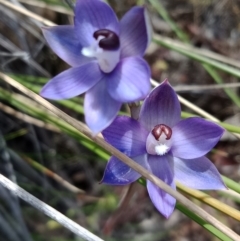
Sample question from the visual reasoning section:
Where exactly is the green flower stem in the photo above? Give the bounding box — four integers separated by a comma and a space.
139, 179, 233, 241
222, 176, 240, 194
153, 36, 240, 108
177, 182, 240, 221
148, 0, 189, 42
176, 203, 233, 241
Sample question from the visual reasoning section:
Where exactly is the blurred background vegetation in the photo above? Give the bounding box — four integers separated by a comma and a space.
0, 0, 240, 240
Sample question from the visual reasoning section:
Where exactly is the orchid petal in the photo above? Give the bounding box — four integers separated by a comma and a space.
139, 81, 181, 131
74, 0, 119, 47
147, 155, 176, 218
101, 154, 149, 185
42, 26, 91, 67
107, 57, 150, 102
102, 116, 148, 156
173, 156, 226, 190
120, 6, 152, 58
84, 79, 121, 134
171, 117, 224, 159
40, 62, 102, 100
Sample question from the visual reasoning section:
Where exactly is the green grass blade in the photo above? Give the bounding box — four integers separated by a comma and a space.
176, 203, 233, 241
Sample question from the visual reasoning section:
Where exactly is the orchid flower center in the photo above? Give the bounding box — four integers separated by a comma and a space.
81, 29, 120, 73
146, 124, 172, 156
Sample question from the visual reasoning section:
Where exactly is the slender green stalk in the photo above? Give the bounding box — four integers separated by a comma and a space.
153, 36, 240, 108
139, 178, 233, 241
152, 35, 240, 79
148, 0, 189, 42
222, 176, 240, 194
177, 182, 240, 221
203, 64, 240, 108
176, 203, 233, 241
149, 0, 240, 108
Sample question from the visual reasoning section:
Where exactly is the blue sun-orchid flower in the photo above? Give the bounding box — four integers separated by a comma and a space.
40, 0, 151, 134
101, 80, 226, 218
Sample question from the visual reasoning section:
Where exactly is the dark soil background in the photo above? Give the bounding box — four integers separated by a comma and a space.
0, 0, 240, 240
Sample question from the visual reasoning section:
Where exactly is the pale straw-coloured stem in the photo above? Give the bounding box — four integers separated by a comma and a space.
0, 174, 104, 241
0, 0, 56, 26
177, 182, 240, 221
1, 72, 240, 241
0, 102, 60, 132
17, 0, 74, 16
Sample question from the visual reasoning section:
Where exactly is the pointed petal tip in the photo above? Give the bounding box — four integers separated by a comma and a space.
120, 5, 152, 57
139, 78, 181, 129
161, 211, 173, 219
40, 85, 54, 100
172, 118, 225, 159
41, 26, 58, 36
162, 79, 169, 85
174, 156, 227, 190
41, 26, 48, 32
101, 156, 141, 185
40, 63, 102, 101
74, 0, 119, 46
39, 88, 46, 98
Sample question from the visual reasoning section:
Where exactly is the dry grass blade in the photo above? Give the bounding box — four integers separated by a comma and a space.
0, 174, 104, 241
22, 155, 85, 194
174, 82, 240, 92
1, 72, 240, 241
17, 0, 73, 15
153, 34, 240, 69
0, 0, 56, 27
0, 102, 59, 132
177, 182, 240, 221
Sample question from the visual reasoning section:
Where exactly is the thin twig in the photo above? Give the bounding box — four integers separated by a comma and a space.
0, 0, 56, 27
0, 33, 50, 77
22, 155, 85, 194
0, 174, 104, 241
17, 0, 73, 15
153, 34, 240, 69
177, 182, 240, 221
174, 82, 240, 92
1, 73, 240, 241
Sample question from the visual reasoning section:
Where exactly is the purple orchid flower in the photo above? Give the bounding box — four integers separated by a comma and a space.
101, 80, 226, 218
40, 0, 151, 134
